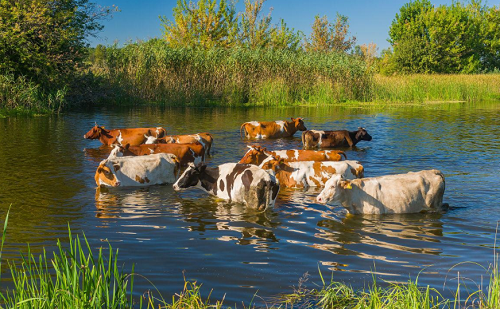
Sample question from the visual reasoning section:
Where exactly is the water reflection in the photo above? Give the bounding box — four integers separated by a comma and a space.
1, 102, 500, 303
313, 213, 444, 272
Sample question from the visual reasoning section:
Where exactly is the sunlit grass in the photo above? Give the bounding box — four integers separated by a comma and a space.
1, 209, 500, 308
372, 74, 500, 104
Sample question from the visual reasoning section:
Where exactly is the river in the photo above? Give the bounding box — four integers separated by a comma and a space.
1, 102, 499, 305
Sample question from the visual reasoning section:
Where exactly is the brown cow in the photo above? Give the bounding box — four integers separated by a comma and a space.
109, 142, 205, 166
84, 124, 167, 146
302, 127, 372, 149
147, 132, 214, 156
239, 145, 346, 165
240, 118, 307, 139
259, 156, 363, 188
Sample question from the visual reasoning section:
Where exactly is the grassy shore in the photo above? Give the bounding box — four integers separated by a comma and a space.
1, 210, 500, 308
1, 43, 500, 115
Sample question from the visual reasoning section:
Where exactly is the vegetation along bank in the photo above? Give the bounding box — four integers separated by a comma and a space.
1, 0, 500, 115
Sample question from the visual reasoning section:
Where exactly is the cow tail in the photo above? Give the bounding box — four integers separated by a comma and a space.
301, 131, 307, 148
339, 151, 347, 160
240, 123, 247, 139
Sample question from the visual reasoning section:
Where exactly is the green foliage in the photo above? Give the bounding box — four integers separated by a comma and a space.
0, 0, 114, 114
304, 14, 356, 53
88, 40, 371, 106
160, 0, 238, 48
388, 0, 500, 73
0, 0, 114, 88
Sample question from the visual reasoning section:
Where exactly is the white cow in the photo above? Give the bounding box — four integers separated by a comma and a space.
95, 153, 179, 187
258, 156, 364, 188
173, 162, 279, 211
316, 170, 446, 214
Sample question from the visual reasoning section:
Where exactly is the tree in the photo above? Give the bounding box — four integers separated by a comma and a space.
388, 0, 500, 73
160, 0, 238, 48
304, 14, 356, 53
0, 0, 115, 88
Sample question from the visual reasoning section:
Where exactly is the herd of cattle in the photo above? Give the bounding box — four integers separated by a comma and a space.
84, 117, 446, 215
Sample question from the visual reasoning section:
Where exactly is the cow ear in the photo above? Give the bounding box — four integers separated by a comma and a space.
195, 162, 207, 173
340, 180, 352, 189
291, 117, 295, 121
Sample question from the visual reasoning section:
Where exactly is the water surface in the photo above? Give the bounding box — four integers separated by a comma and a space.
1, 102, 500, 304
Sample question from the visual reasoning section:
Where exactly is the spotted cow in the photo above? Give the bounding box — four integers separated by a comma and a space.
146, 133, 214, 156
108, 142, 205, 166
95, 153, 179, 187
240, 118, 307, 139
238, 145, 346, 166
302, 127, 372, 149
173, 162, 280, 211
84, 124, 167, 146
316, 170, 446, 214
259, 156, 363, 189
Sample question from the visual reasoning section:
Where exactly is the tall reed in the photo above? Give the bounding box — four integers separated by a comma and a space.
372, 74, 500, 103
0, 74, 66, 115
89, 40, 371, 106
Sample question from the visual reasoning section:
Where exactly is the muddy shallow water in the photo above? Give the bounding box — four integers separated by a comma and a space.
1, 102, 500, 304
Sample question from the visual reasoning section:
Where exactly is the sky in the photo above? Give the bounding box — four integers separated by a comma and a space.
88, 0, 457, 53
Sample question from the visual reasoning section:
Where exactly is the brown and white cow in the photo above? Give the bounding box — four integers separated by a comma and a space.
259, 156, 364, 189
240, 118, 307, 139
302, 127, 372, 149
238, 145, 346, 165
146, 133, 214, 156
83, 124, 167, 146
108, 142, 205, 166
173, 162, 280, 211
95, 153, 179, 188
316, 170, 446, 214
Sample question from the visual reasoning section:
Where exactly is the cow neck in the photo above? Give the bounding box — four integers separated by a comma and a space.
199, 166, 219, 194
284, 121, 297, 136
99, 128, 117, 144
348, 131, 359, 146
275, 164, 296, 187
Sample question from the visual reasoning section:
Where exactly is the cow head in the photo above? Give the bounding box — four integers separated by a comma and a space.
316, 174, 352, 204
144, 134, 157, 144
95, 160, 121, 187
84, 123, 106, 139
259, 155, 287, 173
355, 127, 372, 142
291, 117, 307, 131
173, 162, 207, 190
238, 145, 270, 165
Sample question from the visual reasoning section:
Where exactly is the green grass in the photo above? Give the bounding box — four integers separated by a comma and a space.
88, 41, 371, 107
1, 209, 500, 308
371, 74, 500, 104
0, 74, 66, 116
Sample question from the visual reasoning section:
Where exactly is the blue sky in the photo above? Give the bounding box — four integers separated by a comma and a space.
89, 0, 455, 52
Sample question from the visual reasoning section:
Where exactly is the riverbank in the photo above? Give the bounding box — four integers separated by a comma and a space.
1, 209, 499, 308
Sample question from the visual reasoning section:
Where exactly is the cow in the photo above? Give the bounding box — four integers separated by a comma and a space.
315, 170, 446, 214
83, 123, 167, 146
94, 153, 179, 188
240, 118, 307, 139
259, 156, 364, 189
302, 127, 372, 149
146, 133, 214, 156
108, 143, 205, 166
173, 162, 280, 211
238, 145, 346, 166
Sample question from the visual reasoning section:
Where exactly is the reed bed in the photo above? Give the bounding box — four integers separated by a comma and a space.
371, 74, 500, 104
0, 74, 66, 115
90, 40, 371, 106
